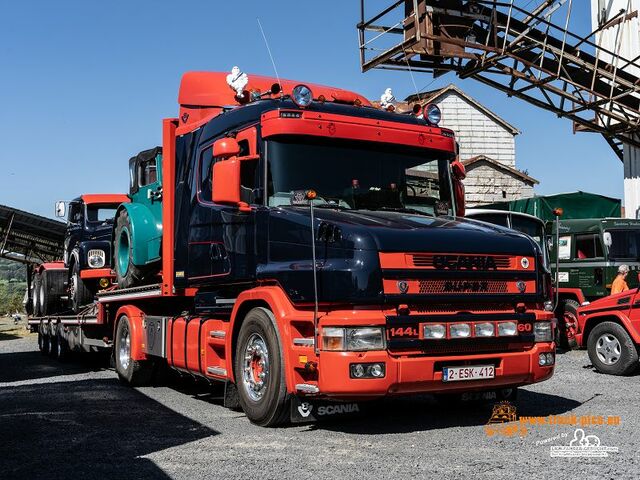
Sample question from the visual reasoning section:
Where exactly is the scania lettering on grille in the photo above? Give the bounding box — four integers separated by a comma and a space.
433, 255, 497, 271
443, 280, 489, 293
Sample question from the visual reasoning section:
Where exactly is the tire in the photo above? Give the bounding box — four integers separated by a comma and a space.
54, 324, 70, 361
38, 326, 50, 356
234, 307, 289, 427
114, 210, 148, 288
41, 270, 64, 316
587, 321, 639, 376
556, 299, 580, 350
69, 261, 93, 313
49, 326, 59, 358
114, 315, 154, 386
33, 273, 43, 317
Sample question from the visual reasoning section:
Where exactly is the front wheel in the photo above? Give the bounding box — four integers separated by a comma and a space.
587, 322, 639, 376
234, 307, 289, 427
69, 261, 93, 313
114, 315, 154, 386
557, 299, 579, 350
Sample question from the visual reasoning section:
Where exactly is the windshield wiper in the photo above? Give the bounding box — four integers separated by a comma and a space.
372, 206, 435, 217
313, 203, 351, 210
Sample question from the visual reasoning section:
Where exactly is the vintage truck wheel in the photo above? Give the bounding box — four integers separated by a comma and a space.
33, 273, 43, 317
69, 261, 93, 313
234, 307, 289, 427
41, 270, 64, 316
557, 299, 579, 350
114, 315, 154, 386
114, 211, 147, 288
587, 322, 639, 376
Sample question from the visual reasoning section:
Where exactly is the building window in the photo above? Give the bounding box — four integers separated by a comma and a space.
502, 190, 507, 199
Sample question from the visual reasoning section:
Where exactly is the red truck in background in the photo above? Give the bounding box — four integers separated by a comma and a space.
30, 71, 556, 426
576, 291, 640, 376
30, 194, 128, 318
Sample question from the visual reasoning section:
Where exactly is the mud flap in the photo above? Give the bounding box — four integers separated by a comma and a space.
290, 396, 364, 424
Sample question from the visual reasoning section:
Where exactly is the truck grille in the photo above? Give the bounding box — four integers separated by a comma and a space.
419, 280, 508, 294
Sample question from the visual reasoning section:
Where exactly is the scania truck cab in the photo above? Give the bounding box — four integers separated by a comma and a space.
35, 72, 556, 426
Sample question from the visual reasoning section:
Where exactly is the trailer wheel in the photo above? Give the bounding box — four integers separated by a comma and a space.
114, 315, 154, 386
587, 322, 639, 376
114, 210, 147, 288
38, 326, 50, 355
48, 326, 59, 358
54, 324, 70, 361
33, 273, 43, 317
69, 261, 93, 313
234, 307, 289, 427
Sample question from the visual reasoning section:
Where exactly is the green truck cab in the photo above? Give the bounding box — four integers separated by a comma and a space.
551, 218, 640, 300
113, 147, 163, 287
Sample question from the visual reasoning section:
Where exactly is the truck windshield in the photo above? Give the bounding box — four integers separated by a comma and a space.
511, 216, 549, 267
607, 229, 640, 260
266, 137, 453, 215
86, 205, 118, 223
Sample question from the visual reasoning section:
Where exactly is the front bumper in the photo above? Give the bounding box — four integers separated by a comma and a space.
315, 342, 554, 398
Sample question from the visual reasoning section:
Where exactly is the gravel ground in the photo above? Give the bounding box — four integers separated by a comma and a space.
1, 317, 638, 480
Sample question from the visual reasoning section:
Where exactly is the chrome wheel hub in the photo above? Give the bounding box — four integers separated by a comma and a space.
119, 326, 131, 371
595, 333, 621, 365
241, 333, 270, 401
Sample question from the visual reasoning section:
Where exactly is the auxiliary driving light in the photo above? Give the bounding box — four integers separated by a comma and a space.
98, 278, 110, 289
423, 103, 442, 125
497, 321, 518, 337
474, 322, 495, 337
538, 352, 555, 366
292, 84, 313, 107
449, 323, 471, 338
423, 323, 446, 339
350, 362, 386, 379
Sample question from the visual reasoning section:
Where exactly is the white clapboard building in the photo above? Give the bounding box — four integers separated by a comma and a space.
405, 84, 538, 207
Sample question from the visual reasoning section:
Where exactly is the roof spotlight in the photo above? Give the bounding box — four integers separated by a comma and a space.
423, 103, 442, 125
292, 84, 313, 108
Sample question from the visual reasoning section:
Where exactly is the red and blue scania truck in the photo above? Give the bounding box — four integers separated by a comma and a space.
30, 71, 556, 426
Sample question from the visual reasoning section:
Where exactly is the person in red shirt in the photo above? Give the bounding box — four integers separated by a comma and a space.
611, 264, 630, 295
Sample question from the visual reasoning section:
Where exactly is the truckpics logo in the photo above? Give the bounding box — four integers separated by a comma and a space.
433, 255, 497, 271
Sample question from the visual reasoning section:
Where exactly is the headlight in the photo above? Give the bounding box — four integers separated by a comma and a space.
449, 323, 471, 338
474, 322, 495, 337
534, 321, 553, 342
423, 323, 446, 339
292, 84, 313, 107
322, 327, 385, 351
423, 103, 441, 125
497, 321, 518, 337
87, 249, 106, 268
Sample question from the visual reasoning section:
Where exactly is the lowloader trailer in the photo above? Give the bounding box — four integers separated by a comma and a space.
31, 71, 556, 426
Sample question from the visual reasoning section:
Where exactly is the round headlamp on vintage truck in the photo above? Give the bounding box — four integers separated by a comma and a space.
423, 103, 442, 125
87, 249, 106, 268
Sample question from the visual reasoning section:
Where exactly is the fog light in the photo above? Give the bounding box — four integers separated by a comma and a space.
538, 353, 547, 366
423, 323, 446, 339
498, 321, 518, 337
370, 363, 384, 378
350, 363, 386, 379
544, 301, 554, 312
450, 323, 471, 338
99, 278, 110, 288
474, 322, 495, 337
546, 353, 555, 365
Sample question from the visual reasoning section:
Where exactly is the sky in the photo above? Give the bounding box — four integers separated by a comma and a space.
0, 0, 623, 219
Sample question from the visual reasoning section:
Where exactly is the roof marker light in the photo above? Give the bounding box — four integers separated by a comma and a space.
292, 84, 313, 107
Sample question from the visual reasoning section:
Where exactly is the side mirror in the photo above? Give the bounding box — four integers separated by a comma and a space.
603, 231, 612, 247
55, 201, 66, 218
213, 137, 240, 160
450, 160, 466, 217
212, 158, 250, 212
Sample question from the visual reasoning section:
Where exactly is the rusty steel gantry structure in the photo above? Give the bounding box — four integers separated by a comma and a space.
357, 0, 640, 160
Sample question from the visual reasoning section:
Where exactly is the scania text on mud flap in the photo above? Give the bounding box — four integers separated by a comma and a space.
32, 71, 555, 426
